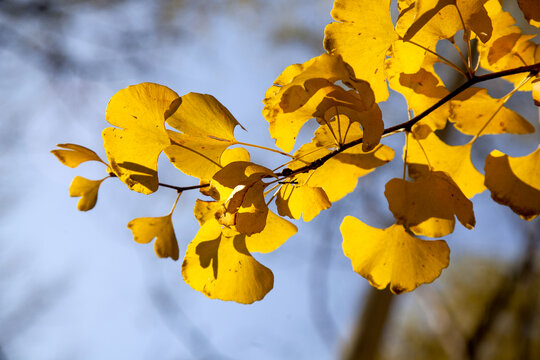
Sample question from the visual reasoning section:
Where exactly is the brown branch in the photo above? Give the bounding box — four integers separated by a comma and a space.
277, 62, 540, 178
108, 172, 209, 193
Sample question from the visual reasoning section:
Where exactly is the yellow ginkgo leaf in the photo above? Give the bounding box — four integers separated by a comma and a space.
404, 0, 492, 43
484, 147, 540, 220
194, 200, 296, 254
245, 210, 297, 254
127, 214, 179, 261
533, 78, 540, 106
164, 92, 245, 182
263, 54, 382, 152
103, 83, 180, 194
517, 0, 540, 26
407, 125, 485, 198
52, 143, 106, 168
276, 175, 331, 222
69, 176, 106, 211
478, 1, 538, 90
449, 88, 534, 135
324, 0, 398, 102
340, 217, 450, 294
385, 172, 475, 237
182, 219, 274, 304
210, 161, 275, 235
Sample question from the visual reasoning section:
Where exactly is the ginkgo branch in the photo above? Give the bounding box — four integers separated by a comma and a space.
278, 62, 540, 178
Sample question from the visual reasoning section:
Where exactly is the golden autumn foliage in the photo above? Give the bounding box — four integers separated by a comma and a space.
52, 0, 540, 303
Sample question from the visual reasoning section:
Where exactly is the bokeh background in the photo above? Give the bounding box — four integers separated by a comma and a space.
1, 1, 539, 359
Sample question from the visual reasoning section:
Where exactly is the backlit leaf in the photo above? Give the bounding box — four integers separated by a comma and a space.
449, 88, 534, 135
385, 172, 475, 237
182, 219, 274, 304
69, 176, 106, 211
407, 125, 485, 198
341, 217, 450, 294
51, 144, 106, 168
127, 214, 179, 261
324, 0, 398, 102
276, 175, 331, 222
517, 0, 540, 26
164, 92, 244, 181
485, 148, 540, 220
103, 83, 180, 194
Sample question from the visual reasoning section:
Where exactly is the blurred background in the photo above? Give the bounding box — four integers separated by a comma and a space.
0, 0, 539, 359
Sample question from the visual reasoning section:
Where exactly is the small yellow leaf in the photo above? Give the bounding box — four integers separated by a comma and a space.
103, 83, 180, 194
449, 88, 534, 135
127, 214, 179, 261
276, 177, 331, 222
245, 211, 297, 253
407, 125, 485, 198
51, 144, 106, 168
182, 219, 274, 304
164, 92, 244, 181
340, 217, 450, 294
69, 176, 105, 211
324, 0, 398, 102
385, 172, 475, 237
485, 148, 540, 220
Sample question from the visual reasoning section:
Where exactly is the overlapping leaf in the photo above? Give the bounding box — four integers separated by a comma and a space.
127, 214, 179, 260
286, 115, 394, 202
449, 88, 534, 135
385, 172, 475, 237
263, 53, 383, 152
485, 147, 540, 220
182, 219, 274, 304
517, 0, 540, 26
164, 92, 245, 182
103, 83, 180, 194
51, 144, 106, 168
407, 125, 485, 198
69, 176, 106, 211
276, 176, 332, 222
324, 0, 398, 102
341, 216, 450, 294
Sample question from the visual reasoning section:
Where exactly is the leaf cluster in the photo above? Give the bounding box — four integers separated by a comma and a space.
52, 0, 540, 303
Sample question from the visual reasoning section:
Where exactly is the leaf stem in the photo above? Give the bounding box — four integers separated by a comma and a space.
407, 39, 467, 76
233, 141, 294, 158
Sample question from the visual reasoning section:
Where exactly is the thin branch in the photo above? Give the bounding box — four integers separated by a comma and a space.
277, 62, 540, 178
159, 182, 209, 192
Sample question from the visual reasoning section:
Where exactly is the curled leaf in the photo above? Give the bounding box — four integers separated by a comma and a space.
69, 176, 106, 211
340, 217, 450, 294
52, 144, 106, 168
127, 214, 179, 261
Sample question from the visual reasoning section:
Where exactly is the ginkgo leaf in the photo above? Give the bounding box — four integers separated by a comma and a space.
164, 92, 245, 182
52, 143, 106, 168
194, 200, 296, 253
276, 175, 331, 222
404, 0, 492, 43
103, 83, 180, 194
385, 172, 475, 237
533, 78, 540, 106
245, 210, 297, 253
449, 88, 534, 135
517, 0, 540, 26
407, 125, 485, 198
127, 214, 179, 261
182, 219, 274, 304
485, 148, 540, 220
324, 0, 398, 102
69, 176, 106, 211
263, 54, 382, 152
478, 1, 538, 90
210, 161, 275, 235
340, 217, 450, 294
